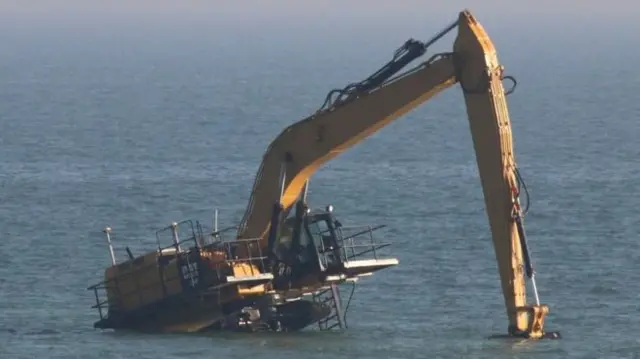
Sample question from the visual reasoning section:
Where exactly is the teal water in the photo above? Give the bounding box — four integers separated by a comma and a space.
1, 5, 639, 359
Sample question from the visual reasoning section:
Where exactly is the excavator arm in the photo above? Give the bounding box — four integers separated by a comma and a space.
236, 10, 558, 339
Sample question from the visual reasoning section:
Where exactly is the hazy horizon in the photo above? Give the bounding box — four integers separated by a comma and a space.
1, 0, 635, 21
2, 0, 637, 50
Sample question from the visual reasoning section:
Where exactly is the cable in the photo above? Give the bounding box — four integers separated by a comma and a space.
318, 39, 427, 112
503, 75, 517, 95
317, 20, 459, 113
514, 167, 530, 215
342, 281, 356, 328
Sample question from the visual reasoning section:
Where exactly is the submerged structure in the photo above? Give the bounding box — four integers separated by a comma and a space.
89, 9, 560, 339
88, 206, 396, 332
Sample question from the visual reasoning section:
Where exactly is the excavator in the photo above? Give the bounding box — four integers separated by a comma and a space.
87, 9, 559, 339
234, 9, 560, 339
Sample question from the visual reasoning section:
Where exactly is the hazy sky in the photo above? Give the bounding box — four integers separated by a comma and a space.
0, 0, 634, 21
1, 0, 636, 51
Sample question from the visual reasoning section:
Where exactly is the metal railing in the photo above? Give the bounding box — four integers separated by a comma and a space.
314, 224, 393, 270
87, 224, 203, 322
87, 220, 268, 323
200, 237, 268, 278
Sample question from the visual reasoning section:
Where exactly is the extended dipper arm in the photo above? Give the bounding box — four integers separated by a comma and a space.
236, 10, 556, 339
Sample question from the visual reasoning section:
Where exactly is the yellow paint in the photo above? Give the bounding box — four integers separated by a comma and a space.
234, 9, 553, 338
279, 78, 458, 214
93, 9, 553, 338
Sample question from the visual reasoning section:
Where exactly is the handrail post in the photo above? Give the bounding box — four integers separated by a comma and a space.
103, 227, 116, 266
214, 209, 218, 238
170, 222, 182, 252
342, 233, 349, 263
250, 242, 255, 276
350, 234, 356, 260
369, 225, 378, 259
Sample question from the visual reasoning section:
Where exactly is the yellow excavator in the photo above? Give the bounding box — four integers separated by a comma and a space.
87, 9, 559, 339
235, 9, 560, 339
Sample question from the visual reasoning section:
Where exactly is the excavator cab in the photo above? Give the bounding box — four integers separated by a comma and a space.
306, 209, 342, 271
269, 202, 398, 290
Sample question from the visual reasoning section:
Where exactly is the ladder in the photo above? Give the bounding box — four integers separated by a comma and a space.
314, 283, 347, 331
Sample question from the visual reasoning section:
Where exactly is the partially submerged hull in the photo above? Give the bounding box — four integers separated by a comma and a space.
94, 290, 332, 333
88, 217, 396, 334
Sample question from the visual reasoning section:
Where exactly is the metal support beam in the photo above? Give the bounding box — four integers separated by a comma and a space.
330, 283, 346, 329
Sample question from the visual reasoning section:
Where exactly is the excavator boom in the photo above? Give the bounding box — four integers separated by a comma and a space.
236, 10, 559, 339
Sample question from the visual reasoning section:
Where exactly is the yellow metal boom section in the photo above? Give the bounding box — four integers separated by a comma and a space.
236, 10, 551, 338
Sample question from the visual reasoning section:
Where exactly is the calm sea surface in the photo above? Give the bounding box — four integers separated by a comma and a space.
1, 7, 639, 359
